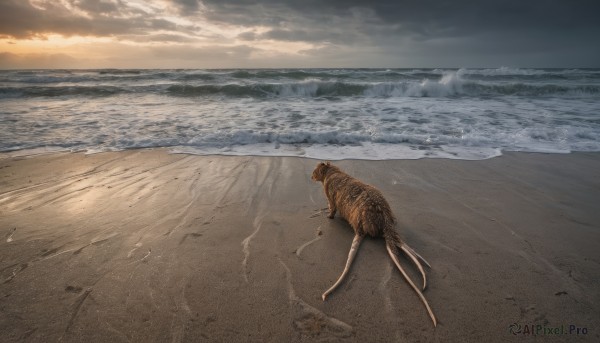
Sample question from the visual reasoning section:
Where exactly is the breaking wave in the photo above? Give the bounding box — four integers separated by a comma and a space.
2, 67, 599, 99
166, 77, 598, 98
2, 67, 599, 160
0, 85, 128, 97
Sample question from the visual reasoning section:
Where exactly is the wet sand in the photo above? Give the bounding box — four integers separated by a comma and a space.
1, 150, 599, 342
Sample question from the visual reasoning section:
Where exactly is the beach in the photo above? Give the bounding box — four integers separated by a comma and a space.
1, 150, 599, 342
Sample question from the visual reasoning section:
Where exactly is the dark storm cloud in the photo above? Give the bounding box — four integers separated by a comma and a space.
3, 0, 598, 44
0, 0, 180, 39
169, 0, 202, 13
200, 0, 600, 38
238, 29, 359, 44
202, 0, 600, 66
73, 0, 122, 15
1, 0, 599, 67
0, 1, 74, 38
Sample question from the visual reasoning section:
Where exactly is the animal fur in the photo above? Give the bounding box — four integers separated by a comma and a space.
311, 161, 437, 326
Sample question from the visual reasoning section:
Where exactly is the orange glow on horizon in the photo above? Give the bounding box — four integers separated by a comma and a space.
1, 33, 320, 61
1, 35, 114, 54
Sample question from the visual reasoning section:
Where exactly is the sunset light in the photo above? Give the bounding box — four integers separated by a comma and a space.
2, 0, 597, 69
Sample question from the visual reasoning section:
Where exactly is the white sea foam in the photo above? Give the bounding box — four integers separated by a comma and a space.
171, 143, 504, 160
1, 68, 599, 160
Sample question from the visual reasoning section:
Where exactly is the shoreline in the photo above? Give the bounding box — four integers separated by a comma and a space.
1, 150, 599, 342
0, 144, 588, 162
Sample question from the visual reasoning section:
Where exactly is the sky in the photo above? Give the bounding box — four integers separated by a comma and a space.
0, 0, 599, 69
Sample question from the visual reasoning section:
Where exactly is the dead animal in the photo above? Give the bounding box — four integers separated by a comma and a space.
311, 161, 437, 326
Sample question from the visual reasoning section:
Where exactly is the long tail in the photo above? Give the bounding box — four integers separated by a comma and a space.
321, 234, 364, 301
401, 242, 431, 269
400, 244, 427, 290
384, 231, 437, 327
384, 230, 428, 290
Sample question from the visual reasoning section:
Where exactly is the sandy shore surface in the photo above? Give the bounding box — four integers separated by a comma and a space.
1, 150, 599, 342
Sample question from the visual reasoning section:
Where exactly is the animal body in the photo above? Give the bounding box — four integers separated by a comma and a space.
311, 162, 437, 326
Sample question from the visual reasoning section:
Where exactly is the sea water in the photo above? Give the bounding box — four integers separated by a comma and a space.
1, 68, 599, 160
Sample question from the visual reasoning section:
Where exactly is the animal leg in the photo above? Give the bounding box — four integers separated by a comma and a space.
324, 186, 336, 218
327, 201, 337, 218
401, 242, 431, 268
386, 244, 437, 327
322, 234, 363, 301
400, 245, 427, 290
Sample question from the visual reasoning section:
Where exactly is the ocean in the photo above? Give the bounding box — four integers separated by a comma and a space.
1, 67, 599, 160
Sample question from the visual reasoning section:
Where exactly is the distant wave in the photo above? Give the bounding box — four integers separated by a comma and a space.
103, 67, 600, 98
166, 78, 599, 98
459, 67, 600, 77
229, 70, 353, 80
0, 85, 127, 97
97, 69, 143, 75
3, 78, 598, 98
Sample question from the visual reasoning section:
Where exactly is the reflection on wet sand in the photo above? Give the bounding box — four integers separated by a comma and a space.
1, 150, 599, 342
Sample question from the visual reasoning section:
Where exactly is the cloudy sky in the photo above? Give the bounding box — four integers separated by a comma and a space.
0, 0, 599, 69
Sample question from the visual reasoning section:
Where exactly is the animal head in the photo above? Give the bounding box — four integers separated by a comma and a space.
311, 161, 332, 182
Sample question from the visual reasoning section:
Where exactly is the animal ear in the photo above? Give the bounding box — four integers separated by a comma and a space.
326, 161, 331, 166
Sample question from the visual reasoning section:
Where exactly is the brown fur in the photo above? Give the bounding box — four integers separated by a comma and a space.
312, 161, 437, 326
311, 162, 397, 239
